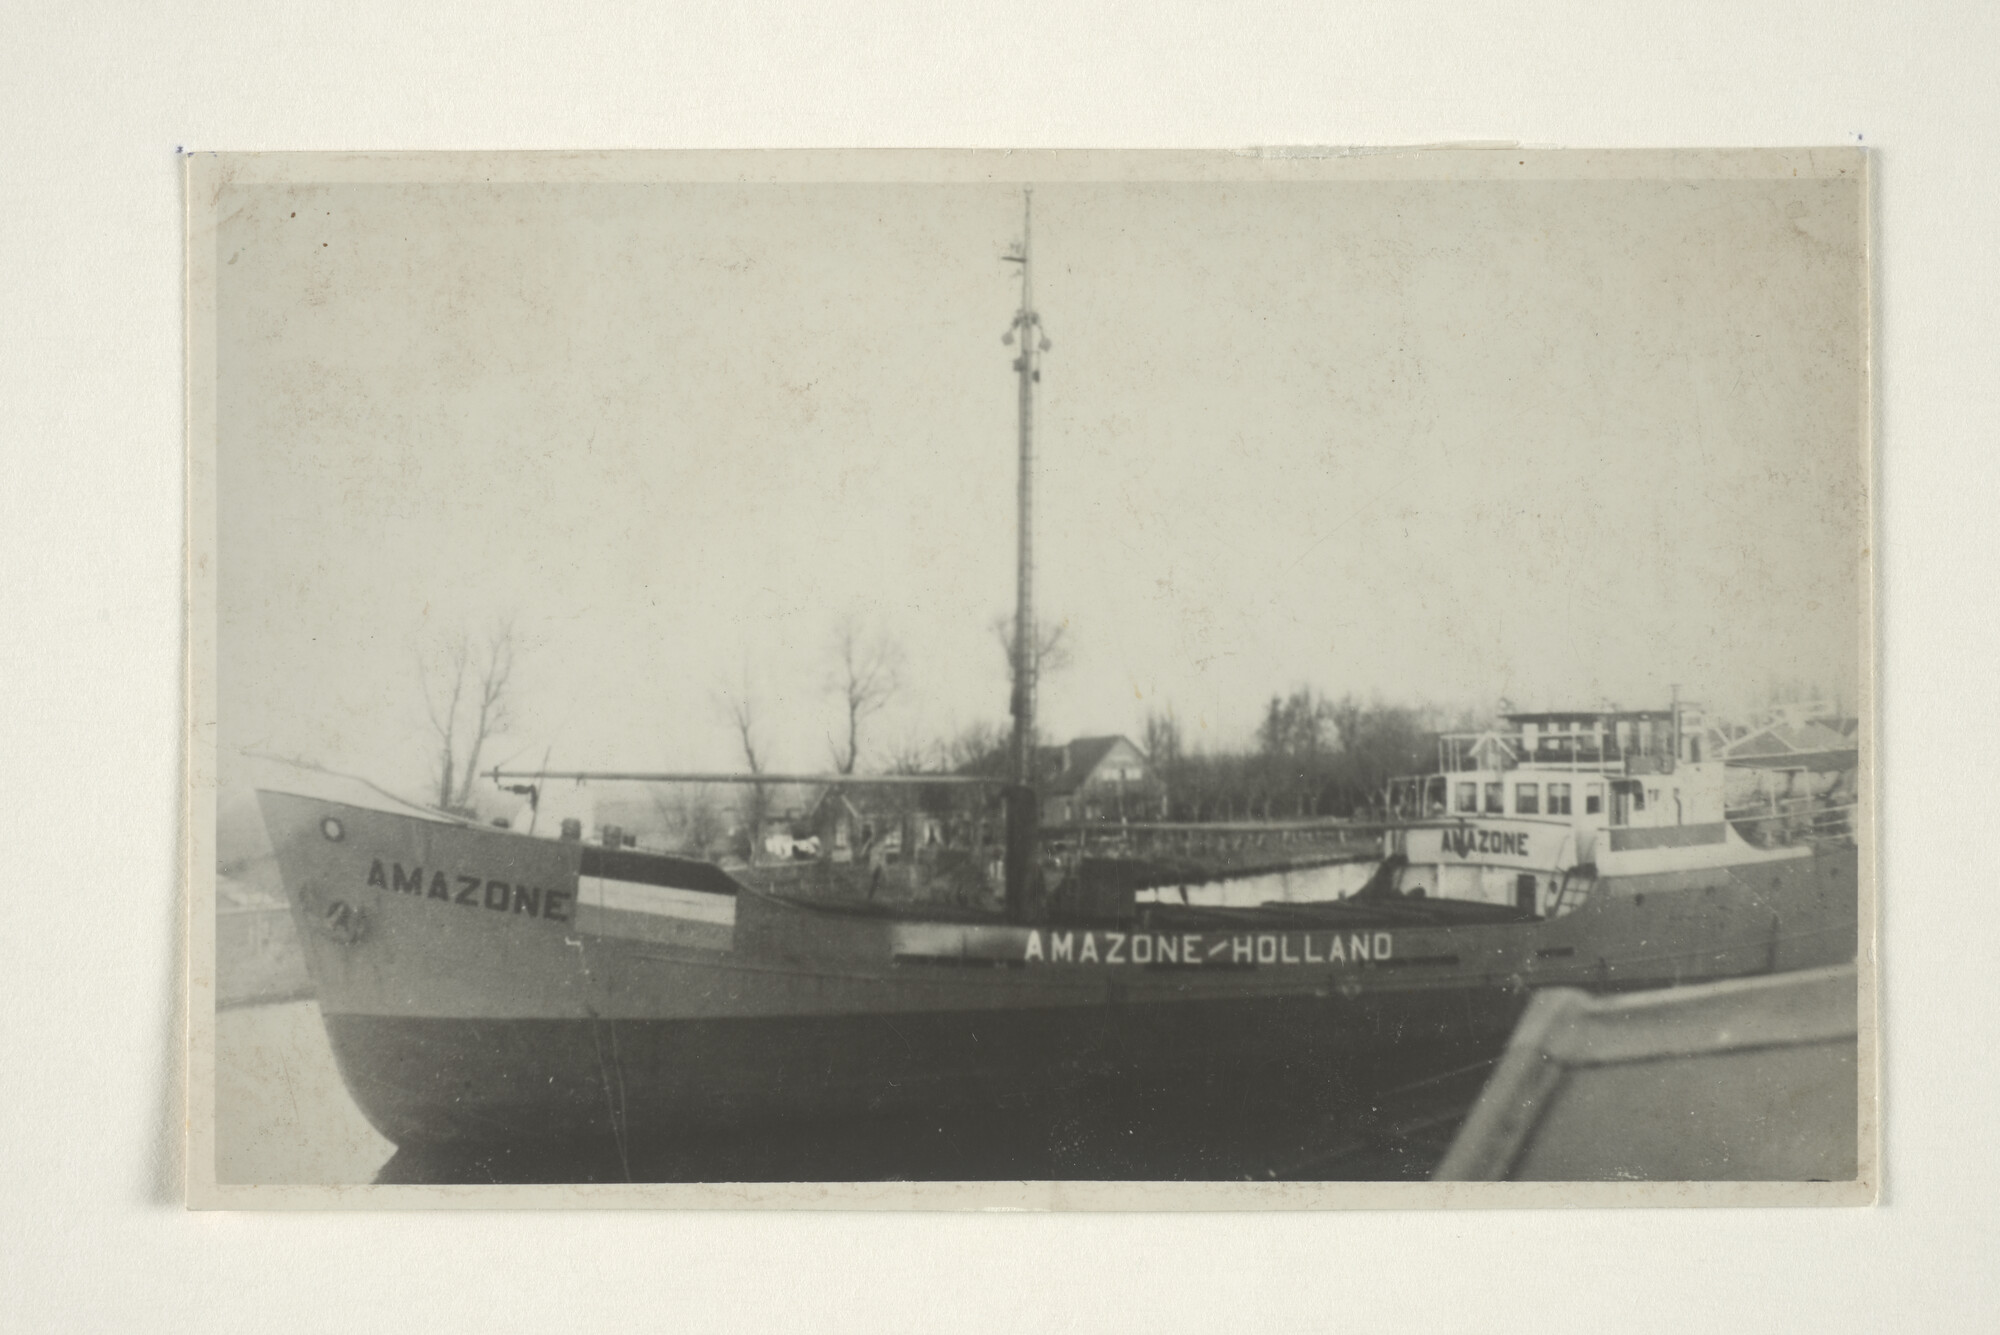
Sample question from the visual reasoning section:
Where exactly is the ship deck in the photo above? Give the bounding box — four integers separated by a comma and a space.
765, 889, 1536, 932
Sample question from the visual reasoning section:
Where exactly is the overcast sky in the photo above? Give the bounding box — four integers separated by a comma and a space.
215, 170, 1865, 794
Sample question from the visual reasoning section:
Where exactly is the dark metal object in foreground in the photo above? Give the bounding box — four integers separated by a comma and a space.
1434, 963, 1860, 1182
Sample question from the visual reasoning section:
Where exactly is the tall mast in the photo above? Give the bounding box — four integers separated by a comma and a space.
1001, 188, 1048, 920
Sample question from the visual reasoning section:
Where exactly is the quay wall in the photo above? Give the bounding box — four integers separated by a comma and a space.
218, 904, 313, 1009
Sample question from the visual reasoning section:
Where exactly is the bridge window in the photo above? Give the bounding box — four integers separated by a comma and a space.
1456, 781, 1478, 814
1547, 782, 1572, 815
1485, 782, 1504, 814
1515, 783, 1540, 815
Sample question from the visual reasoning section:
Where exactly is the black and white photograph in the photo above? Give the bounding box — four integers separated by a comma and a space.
186, 149, 1871, 1202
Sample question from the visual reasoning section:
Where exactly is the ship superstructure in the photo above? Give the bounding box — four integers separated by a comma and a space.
1381, 700, 1856, 916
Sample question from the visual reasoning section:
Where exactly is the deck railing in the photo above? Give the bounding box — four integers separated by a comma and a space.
1043, 819, 1378, 871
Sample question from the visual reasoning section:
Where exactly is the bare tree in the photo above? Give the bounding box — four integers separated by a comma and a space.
456, 618, 514, 808
421, 633, 470, 809
914, 719, 1005, 849
723, 694, 763, 775
1143, 708, 1184, 817
419, 618, 517, 811
941, 719, 1007, 772
990, 612, 1074, 753
685, 787, 726, 857
825, 611, 905, 774
988, 613, 1073, 764
885, 734, 941, 775
991, 612, 1074, 684
713, 663, 770, 860
650, 784, 725, 858
1258, 686, 1333, 815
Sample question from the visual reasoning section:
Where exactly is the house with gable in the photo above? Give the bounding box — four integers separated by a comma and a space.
1040, 735, 1164, 824
1721, 718, 1858, 772
953, 734, 1166, 826
804, 787, 946, 863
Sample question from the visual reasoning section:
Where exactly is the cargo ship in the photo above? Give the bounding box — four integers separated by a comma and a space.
253, 193, 1861, 1160
257, 693, 1857, 1152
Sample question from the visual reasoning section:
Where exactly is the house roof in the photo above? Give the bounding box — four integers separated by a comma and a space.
957, 743, 1063, 785
955, 733, 1154, 794
1726, 719, 1856, 760
1045, 736, 1129, 794
1504, 710, 1673, 725
805, 788, 860, 820
803, 785, 948, 822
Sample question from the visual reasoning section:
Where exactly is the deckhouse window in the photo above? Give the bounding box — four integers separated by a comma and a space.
1456, 781, 1478, 814
1547, 782, 1572, 815
1485, 782, 1504, 814
1515, 783, 1540, 815
1585, 782, 1603, 815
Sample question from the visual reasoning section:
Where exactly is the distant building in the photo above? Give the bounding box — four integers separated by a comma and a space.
1721, 718, 1858, 772
958, 734, 1165, 825
1041, 735, 1165, 824
805, 791, 863, 862
805, 788, 944, 863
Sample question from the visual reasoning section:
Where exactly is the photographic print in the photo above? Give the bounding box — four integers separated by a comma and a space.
185, 149, 1871, 1205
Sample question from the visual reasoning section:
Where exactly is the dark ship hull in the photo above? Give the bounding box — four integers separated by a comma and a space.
259, 789, 1859, 1154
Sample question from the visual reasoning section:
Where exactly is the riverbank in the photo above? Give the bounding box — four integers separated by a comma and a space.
214, 1000, 393, 1185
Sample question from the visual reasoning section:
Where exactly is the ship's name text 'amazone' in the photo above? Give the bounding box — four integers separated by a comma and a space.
364, 860, 573, 922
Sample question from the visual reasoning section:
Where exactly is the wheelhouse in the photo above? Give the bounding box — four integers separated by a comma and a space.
1381, 702, 1732, 915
